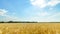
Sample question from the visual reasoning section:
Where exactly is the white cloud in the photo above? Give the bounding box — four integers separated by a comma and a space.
0, 9, 21, 21
30, 0, 47, 8
30, 0, 34, 2
0, 9, 7, 16
30, 0, 60, 8
48, 0, 60, 6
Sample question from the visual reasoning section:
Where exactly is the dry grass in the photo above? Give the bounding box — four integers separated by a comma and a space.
0, 23, 60, 34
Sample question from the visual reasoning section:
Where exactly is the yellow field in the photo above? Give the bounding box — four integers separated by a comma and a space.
0, 23, 60, 34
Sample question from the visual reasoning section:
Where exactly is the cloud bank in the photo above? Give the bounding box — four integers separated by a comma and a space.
30, 0, 60, 8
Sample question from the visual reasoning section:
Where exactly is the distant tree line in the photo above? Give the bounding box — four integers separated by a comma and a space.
0, 21, 60, 23
0, 21, 38, 23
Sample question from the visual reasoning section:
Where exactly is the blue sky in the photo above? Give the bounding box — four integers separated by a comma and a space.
0, 0, 60, 22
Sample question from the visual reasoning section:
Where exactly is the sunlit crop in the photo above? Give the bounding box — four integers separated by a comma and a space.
0, 23, 60, 34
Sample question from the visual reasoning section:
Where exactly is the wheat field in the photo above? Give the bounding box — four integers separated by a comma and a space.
0, 23, 60, 34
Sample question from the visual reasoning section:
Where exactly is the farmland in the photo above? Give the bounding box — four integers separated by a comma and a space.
0, 23, 60, 34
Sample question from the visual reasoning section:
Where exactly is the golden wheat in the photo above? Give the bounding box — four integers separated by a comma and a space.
0, 23, 60, 34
